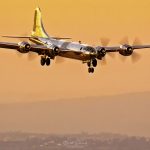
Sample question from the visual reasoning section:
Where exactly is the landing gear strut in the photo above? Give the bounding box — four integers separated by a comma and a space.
87, 59, 97, 73
40, 56, 51, 66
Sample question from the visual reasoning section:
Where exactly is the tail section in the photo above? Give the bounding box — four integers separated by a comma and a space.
31, 7, 49, 38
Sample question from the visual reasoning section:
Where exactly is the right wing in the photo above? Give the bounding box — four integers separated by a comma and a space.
0, 41, 52, 55
103, 45, 150, 52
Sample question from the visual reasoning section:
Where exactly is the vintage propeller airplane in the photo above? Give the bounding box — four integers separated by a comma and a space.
0, 7, 150, 73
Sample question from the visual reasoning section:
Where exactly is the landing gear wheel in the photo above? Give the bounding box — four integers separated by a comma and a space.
46, 58, 51, 66
91, 67, 94, 73
87, 62, 91, 67
41, 57, 46, 66
88, 67, 94, 73
92, 59, 97, 67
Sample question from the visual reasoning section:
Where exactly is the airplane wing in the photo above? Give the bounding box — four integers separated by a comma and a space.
104, 45, 150, 52
0, 41, 76, 61
0, 41, 51, 55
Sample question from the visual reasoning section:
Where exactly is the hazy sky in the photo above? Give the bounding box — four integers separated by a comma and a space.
0, 0, 150, 103
0, 0, 150, 137
0, 93, 150, 137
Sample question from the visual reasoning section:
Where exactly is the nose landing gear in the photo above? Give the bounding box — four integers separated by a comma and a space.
88, 67, 94, 73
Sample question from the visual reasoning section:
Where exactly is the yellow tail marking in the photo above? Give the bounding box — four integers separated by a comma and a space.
31, 7, 48, 38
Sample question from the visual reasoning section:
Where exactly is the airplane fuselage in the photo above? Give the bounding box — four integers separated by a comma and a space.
30, 37, 96, 61
1, 7, 150, 74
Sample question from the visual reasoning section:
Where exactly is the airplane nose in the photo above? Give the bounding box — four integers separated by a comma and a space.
84, 46, 97, 57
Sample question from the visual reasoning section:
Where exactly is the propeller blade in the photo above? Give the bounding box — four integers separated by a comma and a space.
131, 52, 141, 63
100, 37, 110, 46
16, 51, 23, 58
101, 57, 107, 66
107, 52, 116, 58
55, 56, 65, 64
119, 55, 127, 62
27, 52, 37, 61
131, 38, 142, 63
132, 37, 142, 45
120, 37, 129, 45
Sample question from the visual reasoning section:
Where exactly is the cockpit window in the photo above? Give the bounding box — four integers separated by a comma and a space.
84, 46, 95, 52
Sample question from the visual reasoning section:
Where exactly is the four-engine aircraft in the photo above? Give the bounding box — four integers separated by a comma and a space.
0, 7, 150, 73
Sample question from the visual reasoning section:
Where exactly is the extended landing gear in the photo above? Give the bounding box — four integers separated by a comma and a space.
92, 59, 97, 67
88, 67, 94, 73
46, 57, 50, 66
40, 56, 51, 66
87, 58, 97, 73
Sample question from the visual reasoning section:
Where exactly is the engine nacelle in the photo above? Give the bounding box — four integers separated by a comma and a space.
53, 46, 60, 55
119, 45, 133, 56
18, 42, 31, 53
47, 44, 60, 56
96, 46, 106, 59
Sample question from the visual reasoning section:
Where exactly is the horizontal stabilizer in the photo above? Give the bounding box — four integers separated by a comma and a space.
52, 37, 71, 40
2, 35, 71, 40
2, 35, 32, 39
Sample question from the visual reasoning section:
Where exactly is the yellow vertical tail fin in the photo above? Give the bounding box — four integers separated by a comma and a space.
31, 7, 49, 38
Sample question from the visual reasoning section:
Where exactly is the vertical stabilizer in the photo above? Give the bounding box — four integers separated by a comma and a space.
31, 7, 49, 38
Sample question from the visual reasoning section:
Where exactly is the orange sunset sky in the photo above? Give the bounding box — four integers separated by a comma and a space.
0, 0, 150, 103
0, 0, 150, 137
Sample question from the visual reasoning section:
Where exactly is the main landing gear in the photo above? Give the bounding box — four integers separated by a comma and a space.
40, 56, 51, 66
87, 58, 97, 73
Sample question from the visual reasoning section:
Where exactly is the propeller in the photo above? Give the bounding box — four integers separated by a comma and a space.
14, 33, 29, 58
16, 51, 23, 58
55, 56, 65, 64
15, 33, 38, 61
133, 37, 142, 45
119, 36, 129, 45
101, 37, 116, 58
101, 57, 107, 66
119, 37, 142, 63
27, 52, 38, 61
132, 37, 142, 63
100, 37, 110, 47
99, 37, 116, 65
131, 52, 141, 63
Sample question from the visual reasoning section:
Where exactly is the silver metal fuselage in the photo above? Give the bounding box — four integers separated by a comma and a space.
30, 37, 96, 61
